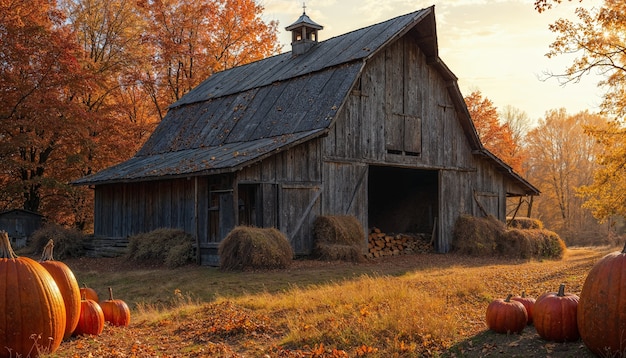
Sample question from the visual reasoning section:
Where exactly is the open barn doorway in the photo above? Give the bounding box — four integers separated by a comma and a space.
368, 166, 438, 254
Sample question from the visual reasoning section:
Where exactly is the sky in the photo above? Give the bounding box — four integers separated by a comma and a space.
260, 0, 606, 124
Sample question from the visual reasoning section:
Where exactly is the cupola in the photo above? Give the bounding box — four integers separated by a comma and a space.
285, 4, 323, 56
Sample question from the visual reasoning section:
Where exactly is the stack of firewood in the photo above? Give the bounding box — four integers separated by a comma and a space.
366, 227, 433, 258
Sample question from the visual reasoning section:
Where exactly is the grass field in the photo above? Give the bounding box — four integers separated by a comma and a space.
40, 245, 617, 357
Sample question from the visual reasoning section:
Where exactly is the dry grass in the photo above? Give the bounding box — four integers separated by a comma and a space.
41, 245, 618, 357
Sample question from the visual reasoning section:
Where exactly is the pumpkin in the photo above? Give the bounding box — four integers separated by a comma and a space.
0, 231, 66, 357
101, 287, 131, 326
39, 239, 81, 339
534, 283, 579, 342
511, 291, 536, 325
485, 294, 528, 334
578, 242, 626, 356
73, 293, 105, 336
80, 283, 99, 303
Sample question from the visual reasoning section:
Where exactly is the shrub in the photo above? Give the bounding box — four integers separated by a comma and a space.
125, 228, 195, 268
219, 226, 293, 271
24, 224, 86, 259
313, 215, 365, 262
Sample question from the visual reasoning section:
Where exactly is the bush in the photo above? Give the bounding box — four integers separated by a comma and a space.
219, 226, 293, 271
24, 224, 86, 259
312, 215, 365, 262
125, 228, 195, 268
453, 215, 565, 260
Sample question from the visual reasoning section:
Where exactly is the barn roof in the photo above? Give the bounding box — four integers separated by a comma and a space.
73, 6, 539, 195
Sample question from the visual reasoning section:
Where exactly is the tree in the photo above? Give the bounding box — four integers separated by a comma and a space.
0, 0, 92, 222
464, 91, 524, 173
525, 109, 608, 244
577, 121, 626, 221
540, 0, 626, 229
136, 0, 281, 120
534, 0, 583, 13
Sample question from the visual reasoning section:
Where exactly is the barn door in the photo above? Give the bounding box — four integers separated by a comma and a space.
279, 184, 321, 254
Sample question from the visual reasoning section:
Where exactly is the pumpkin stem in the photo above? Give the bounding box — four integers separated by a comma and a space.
504, 294, 513, 302
622, 241, 626, 254
557, 283, 566, 297
40, 239, 55, 261
521, 291, 526, 298
0, 231, 17, 259
108, 287, 114, 301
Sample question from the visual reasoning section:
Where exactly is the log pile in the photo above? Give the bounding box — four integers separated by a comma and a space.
367, 227, 433, 258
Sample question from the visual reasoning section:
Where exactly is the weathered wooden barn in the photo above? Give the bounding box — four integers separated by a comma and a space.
74, 6, 539, 265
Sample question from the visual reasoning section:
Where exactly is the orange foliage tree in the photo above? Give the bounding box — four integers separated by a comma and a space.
464, 90, 524, 174
136, 0, 281, 120
0, 0, 93, 226
525, 109, 609, 244
539, 0, 626, 231
1, 0, 281, 230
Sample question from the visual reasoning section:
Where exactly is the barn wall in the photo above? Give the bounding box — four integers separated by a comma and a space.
323, 33, 509, 252
94, 178, 208, 241
237, 138, 323, 255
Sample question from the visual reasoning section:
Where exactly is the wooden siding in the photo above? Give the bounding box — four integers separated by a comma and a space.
94, 178, 208, 242
322, 34, 511, 252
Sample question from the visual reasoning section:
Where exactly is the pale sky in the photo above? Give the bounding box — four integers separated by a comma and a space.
260, 0, 606, 124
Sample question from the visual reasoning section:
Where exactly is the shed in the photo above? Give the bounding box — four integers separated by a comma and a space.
74, 6, 539, 265
0, 209, 44, 248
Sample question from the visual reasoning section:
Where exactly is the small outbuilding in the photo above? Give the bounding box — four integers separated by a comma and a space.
74, 6, 539, 265
0, 209, 44, 248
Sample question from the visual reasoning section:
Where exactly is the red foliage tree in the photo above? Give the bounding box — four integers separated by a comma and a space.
464, 90, 524, 173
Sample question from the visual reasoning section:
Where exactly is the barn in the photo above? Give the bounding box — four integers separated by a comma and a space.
74, 6, 539, 265
0, 209, 44, 248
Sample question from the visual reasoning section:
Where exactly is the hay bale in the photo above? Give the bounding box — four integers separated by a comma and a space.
313, 215, 365, 262
452, 215, 505, 256
454, 215, 566, 260
500, 229, 535, 259
536, 229, 566, 259
507, 217, 544, 230
219, 226, 293, 271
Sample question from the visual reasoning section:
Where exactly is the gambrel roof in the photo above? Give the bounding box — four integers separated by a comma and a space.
74, 6, 538, 195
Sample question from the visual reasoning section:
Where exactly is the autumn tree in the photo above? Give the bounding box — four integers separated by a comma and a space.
0, 0, 92, 224
577, 121, 626, 222
464, 90, 524, 173
525, 109, 609, 244
136, 0, 281, 119
539, 0, 626, 229
1, 0, 281, 230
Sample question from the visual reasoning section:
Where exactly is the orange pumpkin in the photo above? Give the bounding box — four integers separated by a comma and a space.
73, 294, 105, 336
0, 231, 66, 357
534, 283, 579, 342
39, 239, 81, 339
486, 294, 528, 334
511, 292, 536, 325
101, 287, 131, 326
80, 283, 99, 303
578, 242, 626, 356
